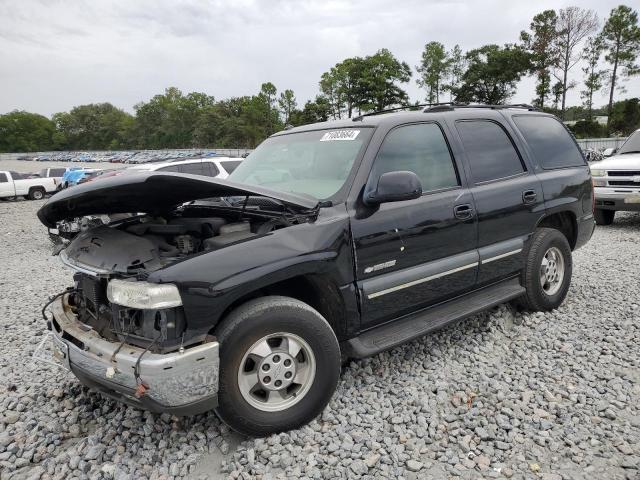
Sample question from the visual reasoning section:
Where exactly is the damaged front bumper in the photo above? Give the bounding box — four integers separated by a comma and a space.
48, 295, 219, 416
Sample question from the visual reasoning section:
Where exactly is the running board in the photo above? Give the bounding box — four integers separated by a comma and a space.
345, 278, 525, 359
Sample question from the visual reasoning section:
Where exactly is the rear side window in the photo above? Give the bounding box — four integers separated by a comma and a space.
372, 123, 459, 192
204, 162, 219, 177
157, 165, 182, 173
0, 173, 7, 183
221, 160, 242, 173
181, 163, 207, 176
456, 120, 525, 183
513, 115, 585, 168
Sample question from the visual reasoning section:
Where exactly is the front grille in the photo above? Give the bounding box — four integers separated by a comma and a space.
608, 170, 640, 176
606, 171, 640, 188
608, 180, 640, 187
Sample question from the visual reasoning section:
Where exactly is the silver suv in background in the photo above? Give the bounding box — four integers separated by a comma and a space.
128, 157, 243, 179
590, 129, 640, 225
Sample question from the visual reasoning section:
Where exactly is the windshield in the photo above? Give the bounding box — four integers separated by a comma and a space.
618, 130, 640, 154
228, 128, 372, 199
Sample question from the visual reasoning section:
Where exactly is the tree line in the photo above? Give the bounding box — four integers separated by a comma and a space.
1, 4, 638, 153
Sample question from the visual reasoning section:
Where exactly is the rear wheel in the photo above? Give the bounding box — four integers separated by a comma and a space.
517, 228, 572, 312
594, 208, 615, 225
28, 187, 45, 200
215, 296, 340, 436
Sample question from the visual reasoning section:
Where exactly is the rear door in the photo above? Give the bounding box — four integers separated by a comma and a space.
351, 122, 479, 329
0, 172, 16, 197
450, 117, 544, 285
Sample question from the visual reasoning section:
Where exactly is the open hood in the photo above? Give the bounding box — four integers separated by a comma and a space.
37, 171, 318, 227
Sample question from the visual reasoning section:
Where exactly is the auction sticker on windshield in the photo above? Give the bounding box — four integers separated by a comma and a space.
320, 130, 360, 141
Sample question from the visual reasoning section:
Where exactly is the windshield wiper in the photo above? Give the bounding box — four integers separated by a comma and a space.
619, 150, 640, 155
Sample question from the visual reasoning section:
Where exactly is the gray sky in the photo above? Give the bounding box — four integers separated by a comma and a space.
1, 0, 638, 117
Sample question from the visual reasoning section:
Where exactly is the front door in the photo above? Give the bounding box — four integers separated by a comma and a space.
351, 122, 479, 330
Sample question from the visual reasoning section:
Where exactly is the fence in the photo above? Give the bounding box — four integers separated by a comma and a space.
575, 137, 627, 152
0, 148, 253, 162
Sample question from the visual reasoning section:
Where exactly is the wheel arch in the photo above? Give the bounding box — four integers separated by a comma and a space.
535, 211, 578, 250
215, 274, 351, 340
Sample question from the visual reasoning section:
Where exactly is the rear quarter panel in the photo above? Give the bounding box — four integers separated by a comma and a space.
499, 112, 594, 244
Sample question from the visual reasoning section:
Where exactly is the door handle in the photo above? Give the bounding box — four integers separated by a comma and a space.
454, 204, 474, 220
522, 190, 537, 204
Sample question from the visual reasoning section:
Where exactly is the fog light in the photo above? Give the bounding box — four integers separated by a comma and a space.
107, 279, 182, 309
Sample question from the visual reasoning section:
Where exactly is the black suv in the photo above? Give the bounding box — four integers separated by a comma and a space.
39, 105, 594, 436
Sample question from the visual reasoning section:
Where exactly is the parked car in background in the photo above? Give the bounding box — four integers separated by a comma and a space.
590, 128, 640, 225
0, 170, 57, 200
99, 157, 243, 181
37, 167, 69, 189
60, 168, 102, 188
77, 170, 114, 185
39, 104, 594, 436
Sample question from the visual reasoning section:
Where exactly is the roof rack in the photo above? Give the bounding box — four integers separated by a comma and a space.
352, 102, 538, 120
352, 103, 454, 121
423, 103, 538, 112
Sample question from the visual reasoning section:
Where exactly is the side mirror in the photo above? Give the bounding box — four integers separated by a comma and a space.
365, 171, 422, 206
603, 147, 616, 157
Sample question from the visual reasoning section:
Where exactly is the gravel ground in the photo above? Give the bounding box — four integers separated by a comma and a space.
0, 198, 639, 480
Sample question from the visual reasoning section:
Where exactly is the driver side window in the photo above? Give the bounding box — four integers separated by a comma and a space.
373, 123, 459, 193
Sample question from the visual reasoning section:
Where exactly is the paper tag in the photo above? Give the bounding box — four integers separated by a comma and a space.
320, 130, 360, 141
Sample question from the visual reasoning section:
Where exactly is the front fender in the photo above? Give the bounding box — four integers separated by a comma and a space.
148, 207, 353, 331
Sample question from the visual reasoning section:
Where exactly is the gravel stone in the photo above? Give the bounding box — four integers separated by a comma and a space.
1, 180, 639, 479
2, 412, 20, 425
406, 459, 424, 471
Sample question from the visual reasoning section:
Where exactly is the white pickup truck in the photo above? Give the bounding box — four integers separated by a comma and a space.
0, 170, 57, 200
590, 128, 640, 225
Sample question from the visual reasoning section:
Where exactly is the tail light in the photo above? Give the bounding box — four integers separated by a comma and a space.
591, 177, 595, 213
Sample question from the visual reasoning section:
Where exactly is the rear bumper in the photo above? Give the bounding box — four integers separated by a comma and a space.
594, 188, 640, 211
49, 295, 219, 415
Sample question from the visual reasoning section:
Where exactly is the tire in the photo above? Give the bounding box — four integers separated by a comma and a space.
594, 209, 615, 226
28, 188, 45, 200
517, 228, 572, 312
215, 296, 340, 436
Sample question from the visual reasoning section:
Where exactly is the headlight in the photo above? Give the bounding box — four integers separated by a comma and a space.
591, 169, 605, 177
107, 279, 182, 309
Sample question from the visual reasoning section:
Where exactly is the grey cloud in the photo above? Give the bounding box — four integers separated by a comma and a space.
0, 0, 637, 116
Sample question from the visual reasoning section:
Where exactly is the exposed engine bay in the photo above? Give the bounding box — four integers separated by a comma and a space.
55, 198, 315, 352
59, 198, 309, 276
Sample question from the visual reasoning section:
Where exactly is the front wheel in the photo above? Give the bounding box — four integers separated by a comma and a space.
594, 208, 615, 225
215, 296, 341, 436
517, 228, 572, 312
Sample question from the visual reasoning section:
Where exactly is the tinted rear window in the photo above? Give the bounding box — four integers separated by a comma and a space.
221, 160, 242, 173
181, 162, 208, 176
456, 120, 524, 183
203, 162, 219, 177
157, 165, 182, 173
49, 168, 66, 176
513, 115, 585, 169
0, 173, 7, 183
